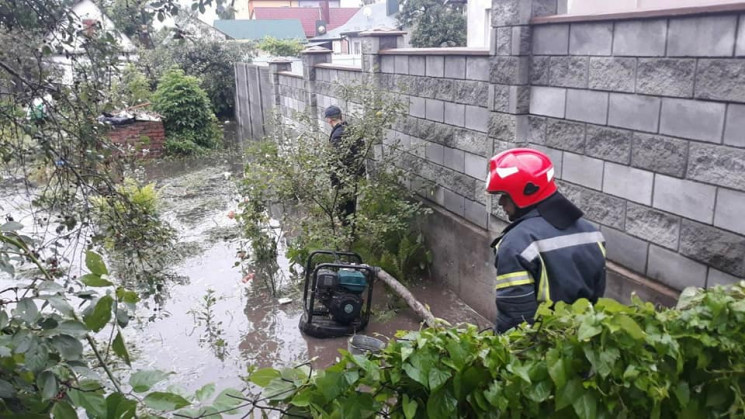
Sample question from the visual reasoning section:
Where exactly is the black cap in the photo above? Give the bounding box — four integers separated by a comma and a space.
323, 105, 342, 118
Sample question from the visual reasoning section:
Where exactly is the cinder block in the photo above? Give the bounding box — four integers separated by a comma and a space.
714, 188, 745, 236
511, 25, 532, 55
636, 59, 696, 97
496, 27, 512, 55
612, 19, 667, 56
394, 56, 409, 74
425, 99, 445, 123
381, 56, 395, 73
631, 133, 687, 178
410, 96, 425, 118
426, 142, 444, 165
625, 202, 681, 250
466, 57, 490, 81
608, 93, 661, 133
545, 119, 585, 153
667, 15, 737, 57
532, 24, 569, 55
444, 102, 466, 127
724, 104, 745, 148
708, 268, 743, 288
565, 89, 609, 125
465, 105, 490, 133
443, 147, 465, 172
465, 152, 487, 179
688, 143, 745, 190
531, 56, 550, 85
443, 188, 466, 217
647, 245, 707, 290
409, 56, 425, 76
464, 199, 488, 229
601, 226, 649, 274
444, 56, 466, 79
426, 56, 445, 77
653, 174, 716, 223
549, 56, 588, 88
679, 219, 745, 278
695, 59, 745, 103
585, 126, 631, 164
603, 162, 654, 205
659, 98, 725, 143
569, 22, 613, 55
562, 152, 604, 190
529, 86, 566, 118
508, 85, 531, 114
588, 57, 636, 92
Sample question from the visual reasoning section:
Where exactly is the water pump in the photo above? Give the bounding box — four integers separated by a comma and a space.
298, 251, 374, 338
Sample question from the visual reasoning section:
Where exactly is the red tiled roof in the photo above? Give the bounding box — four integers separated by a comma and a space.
253, 7, 359, 37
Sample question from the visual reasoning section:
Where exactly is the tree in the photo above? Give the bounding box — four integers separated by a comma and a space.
398, 0, 466, 48
257, 36, 304, 57
103, 0, 153, 45
139, 37, 254, 117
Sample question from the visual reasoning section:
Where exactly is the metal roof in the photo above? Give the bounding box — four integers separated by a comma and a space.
311, 2, 398, 41
212, 19, 306, 40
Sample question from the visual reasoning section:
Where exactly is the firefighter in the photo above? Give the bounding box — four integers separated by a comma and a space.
485, 148, 606, 333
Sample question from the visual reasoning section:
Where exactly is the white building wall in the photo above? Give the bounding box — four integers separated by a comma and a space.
467, 0, 490, 48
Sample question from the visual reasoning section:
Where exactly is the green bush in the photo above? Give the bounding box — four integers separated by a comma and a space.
112, 63, 151, 107
151, 67, 221, 155
249, 283, 745, 418
257, 36, 304, 57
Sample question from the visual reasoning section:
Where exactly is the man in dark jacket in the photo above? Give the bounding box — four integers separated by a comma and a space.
485, 148, 606, 333
324, 105, 365, 226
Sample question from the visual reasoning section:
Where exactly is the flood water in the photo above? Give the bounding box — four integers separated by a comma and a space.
0, 123, 490, 401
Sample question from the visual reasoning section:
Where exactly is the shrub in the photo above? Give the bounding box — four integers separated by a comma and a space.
112, 63, 151, 107
151, 67, 221, 155
250, 284, 745, 418
257, 36, 304, 57
398, 0, 466, 47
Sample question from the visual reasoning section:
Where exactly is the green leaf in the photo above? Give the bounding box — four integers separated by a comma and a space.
426, 388, 457, 418
615, 314, 645, 340
106, 392, 137, 419
80, 274, 113, 287
556, 378, 583, 411
403, 363, 428, 388
428, 367, 451, 392
577, 319, 602, 341
116, 287, 139, 304
84, 295, 114, 332
0, 379, 16, 398
51, 401, 78, 419
51, 321, 89, 337
44, 295, 75, 316
1, 221, 24, 232
69, 388, 106, 418
15, 298, 39, 323
143, 392, 191, 411
403, 394, 417, 419
195, 383, 215, 402
527, 380, 552, 403
113, 331, 131, 366
85, 251, 108, 276
38, 370, 58, 401
51, 334, 83, 360
130, 370, 171, 393
400, 345, 414, 362
249, 368, 281, 387
212, 388, 244, 411
675, 382, 690, 406
572, 392, 598, 419
547, 348, 567, 388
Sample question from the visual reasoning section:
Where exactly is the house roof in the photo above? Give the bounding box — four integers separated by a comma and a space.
311, 3, 398, 41
213, 19, 306, 40
253, 7, 359, 38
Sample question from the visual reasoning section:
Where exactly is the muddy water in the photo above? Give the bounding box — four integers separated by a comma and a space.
126, 154, 491, 395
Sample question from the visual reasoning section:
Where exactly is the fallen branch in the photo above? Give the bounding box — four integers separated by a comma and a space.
375, 268, 436, 327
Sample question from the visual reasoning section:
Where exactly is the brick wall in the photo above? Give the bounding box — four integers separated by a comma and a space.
527, 12, 745, 290
108, 120, 165, 158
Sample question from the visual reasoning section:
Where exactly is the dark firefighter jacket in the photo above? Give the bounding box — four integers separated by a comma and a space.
328, 121, 365, 187
491, 208, 606, 333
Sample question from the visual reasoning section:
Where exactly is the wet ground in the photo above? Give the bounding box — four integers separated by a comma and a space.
128, 158, 490, 394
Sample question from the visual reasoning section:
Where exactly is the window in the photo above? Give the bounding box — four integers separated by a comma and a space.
353, 41, 361, 55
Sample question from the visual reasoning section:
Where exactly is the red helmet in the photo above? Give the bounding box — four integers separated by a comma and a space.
485, 148, 557, 208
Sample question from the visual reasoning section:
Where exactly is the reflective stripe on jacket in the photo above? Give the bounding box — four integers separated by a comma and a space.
492, 209, 606, 333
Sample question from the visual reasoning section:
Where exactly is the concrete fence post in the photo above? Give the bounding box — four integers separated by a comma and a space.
300, 46, 333, 121
359, 28, 406, 78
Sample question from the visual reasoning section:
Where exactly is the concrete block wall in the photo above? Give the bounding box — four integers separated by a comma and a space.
378, 53, 494, 230
529, 12, 745, 290
277, 73, 307, 118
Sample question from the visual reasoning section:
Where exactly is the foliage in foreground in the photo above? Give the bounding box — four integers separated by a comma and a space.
250, 284, 745, 418
151, 67, 222, 155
